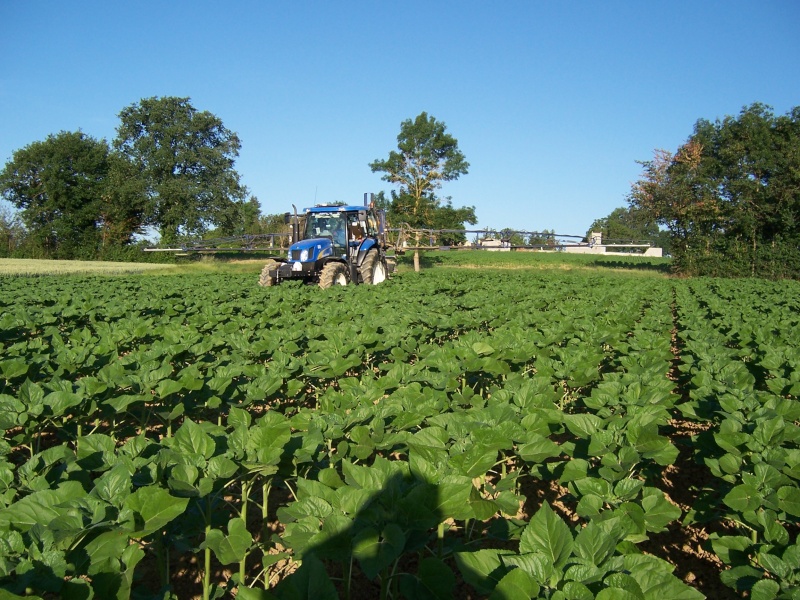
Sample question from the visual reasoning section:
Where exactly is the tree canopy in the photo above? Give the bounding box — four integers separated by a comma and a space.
114, 96, 248, 243
0, 97, 258, 259
528, 229, 557, 248
629, 103, 800, 278
0, 202, 23, 257
370, 112, 472, 230
585, 206, 670, 253
0, 131, 111, 258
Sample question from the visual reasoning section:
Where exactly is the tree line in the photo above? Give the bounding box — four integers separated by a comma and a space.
593, 103, 800, 278
380, 104, 800, 280
8, 97, 794, 278
0, 97, 265, 260
0, 102, 483, 261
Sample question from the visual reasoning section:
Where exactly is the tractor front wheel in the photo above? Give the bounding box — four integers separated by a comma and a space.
319, 262, 349, 289
258, 260, 279, 287
359, 250, 387, 285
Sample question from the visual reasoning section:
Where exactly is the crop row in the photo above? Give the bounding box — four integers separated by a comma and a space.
0, 270, 798, 599
675, 280, 800, 598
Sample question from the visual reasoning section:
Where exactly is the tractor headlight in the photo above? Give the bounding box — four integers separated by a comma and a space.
300, 248, 309, 262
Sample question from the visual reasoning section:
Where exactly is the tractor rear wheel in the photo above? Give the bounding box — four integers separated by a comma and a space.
360, 250, 387, 285
319, 262, 349, 289
258, 260, 279, 287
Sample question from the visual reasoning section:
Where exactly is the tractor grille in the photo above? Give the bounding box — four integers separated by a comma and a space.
290, 249, 303, 261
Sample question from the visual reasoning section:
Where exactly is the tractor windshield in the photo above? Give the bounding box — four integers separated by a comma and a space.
305, 213, 347, 247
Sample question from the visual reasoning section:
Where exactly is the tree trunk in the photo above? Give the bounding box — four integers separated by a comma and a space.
413, 230, 421, 272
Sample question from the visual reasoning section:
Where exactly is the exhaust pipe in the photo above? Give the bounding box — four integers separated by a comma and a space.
291, 204, 300, 243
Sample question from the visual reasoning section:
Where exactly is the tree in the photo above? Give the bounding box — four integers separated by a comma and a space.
99, 152, 149, 249
629, 103, 800, 277
498, 228, 526, 247
429, 198, 477, 245
370, 112, 469, 226
114, 96, 247, 243
0, 131, 110, 258
370, 112, 472, 269
0, 202, 24, 257
528, 229, 557, 248
239, 197, 263, 235
253, 212, 288, 235
585, 206, 669, 253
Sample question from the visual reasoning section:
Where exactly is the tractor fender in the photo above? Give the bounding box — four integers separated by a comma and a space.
355, 238, 378, 265
316, 256, 347, 269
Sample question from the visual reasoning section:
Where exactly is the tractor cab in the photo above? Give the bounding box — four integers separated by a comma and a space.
305, 212, 348, 251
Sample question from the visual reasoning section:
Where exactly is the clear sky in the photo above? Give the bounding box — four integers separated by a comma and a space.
1, 1, 798, 238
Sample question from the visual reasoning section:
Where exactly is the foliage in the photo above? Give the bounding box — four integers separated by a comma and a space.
240, 197, 264, 235
370, 112, 469, 223
674, 279, 800, 597
586, 207, 670, 253
0, 203, 24, 258
425, 197, 477, 244
489, 228, 559, 248
497, 228, 527, 246
114, 96, 248, 244
527, 229, 558, 248
0, 131, 112, 259
629, 103, 800, 277
248, 208, 290, 237
1, 97, 259, 261
202, 197, 269, 240
393, 249, 672, 274
370, 113, 475, 249
100, 153, 149, 248
2, 264, 794, 598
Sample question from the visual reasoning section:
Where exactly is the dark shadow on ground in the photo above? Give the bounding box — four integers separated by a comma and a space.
588, 258, 673, 274
265, 469, 519, 600
393, 252, 447, 269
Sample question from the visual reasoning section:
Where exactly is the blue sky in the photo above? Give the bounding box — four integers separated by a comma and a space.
1, 1, 798, 238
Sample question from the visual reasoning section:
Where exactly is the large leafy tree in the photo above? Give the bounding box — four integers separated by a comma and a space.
114, 96, 247, 243
629, 103, 800, 277
204, 196, 264, 238
370, 112, 470, 227
629, 143, 720, 265
100, 152, 149, 247
370, 112, 472, 267
0, 131, 110, 258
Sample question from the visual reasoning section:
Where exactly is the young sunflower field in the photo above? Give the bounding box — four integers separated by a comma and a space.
0, 260, 798, 600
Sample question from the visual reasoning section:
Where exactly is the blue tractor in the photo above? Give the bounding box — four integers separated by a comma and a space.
258, 198, 394, 288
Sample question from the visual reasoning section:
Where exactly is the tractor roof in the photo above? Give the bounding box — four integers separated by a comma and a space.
304, 205, 365, 214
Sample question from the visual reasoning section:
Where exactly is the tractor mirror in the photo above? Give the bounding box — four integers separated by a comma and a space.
284, 212, 292, 224
358, 210, 367, 221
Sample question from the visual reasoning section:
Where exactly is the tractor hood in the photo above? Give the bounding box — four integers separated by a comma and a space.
291, 238, 331, 252
289, 237, 334, 262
